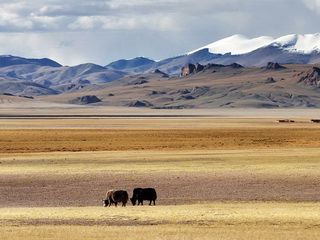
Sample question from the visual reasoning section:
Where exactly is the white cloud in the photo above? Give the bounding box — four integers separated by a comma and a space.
68, 16, 97, 30
0, 2, 33, 30
0, 0, 251, 32
35, 5, 65, 16
105, 0, 155, 9
105, 0, 239, 9
301, 0, 320, 13
0, 0, 318, 66
0, 33, 89, 65
68, 13, 178, 31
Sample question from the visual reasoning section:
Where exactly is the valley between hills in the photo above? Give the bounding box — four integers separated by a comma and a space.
2, 61, 320, 109
30, 62, 320, 109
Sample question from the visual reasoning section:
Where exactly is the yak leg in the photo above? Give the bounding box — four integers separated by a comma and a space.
108, 197, 114, 207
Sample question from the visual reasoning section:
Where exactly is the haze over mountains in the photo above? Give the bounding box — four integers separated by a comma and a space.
1, 33, 320, 109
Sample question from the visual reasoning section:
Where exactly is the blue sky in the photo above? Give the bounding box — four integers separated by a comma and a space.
0, 0, 319, 66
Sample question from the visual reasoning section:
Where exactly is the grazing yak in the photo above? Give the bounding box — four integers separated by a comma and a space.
130, 188, 157, 206
103, 189, 129, 207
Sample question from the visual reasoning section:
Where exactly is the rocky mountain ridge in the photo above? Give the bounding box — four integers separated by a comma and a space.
33, 62, 320, 109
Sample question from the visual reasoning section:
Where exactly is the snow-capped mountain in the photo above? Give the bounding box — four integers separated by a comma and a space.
188, 34, 275, 55
273, 33, 320, 53
107, 33, 320, 75
1, 33, 320, 98
188, 33, 320, 55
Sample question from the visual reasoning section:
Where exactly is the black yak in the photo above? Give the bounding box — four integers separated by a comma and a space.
130, 188, 157, 206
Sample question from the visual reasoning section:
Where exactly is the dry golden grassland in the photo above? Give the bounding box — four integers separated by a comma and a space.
0, 120, 320, 153
0, 114, 320, 239
0, 202, 320, 240
0, 148, 319, 175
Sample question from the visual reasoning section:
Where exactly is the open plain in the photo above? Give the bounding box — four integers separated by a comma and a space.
0, 106, 319, 239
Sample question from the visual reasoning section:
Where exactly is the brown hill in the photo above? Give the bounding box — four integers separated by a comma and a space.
37, 63, 320, 109
69, 95, 102, 105
296, 67, 320, 87
180, 63, 205, 76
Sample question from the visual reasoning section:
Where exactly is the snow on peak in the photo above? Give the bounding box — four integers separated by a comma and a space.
273, 33, 320, 53
188, 34, 275, 55
188, 33, 320, 55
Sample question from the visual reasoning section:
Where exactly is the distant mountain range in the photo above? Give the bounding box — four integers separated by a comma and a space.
107, 33, 320, 75
0, 55, 127, 96
0, 33, 320, 108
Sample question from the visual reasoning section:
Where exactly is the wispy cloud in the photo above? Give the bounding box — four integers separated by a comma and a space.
68, 14, 178, 31
301, 0, 320, 13
0, 0, 246, 32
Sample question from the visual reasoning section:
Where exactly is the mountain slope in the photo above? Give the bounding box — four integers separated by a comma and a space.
112, 33, 320, 75
0, 55, 62, 68
106, 57, 155, 71
37, 63, 320, 109
113, 49, 223, 75
188, 33, 320, 55
0, 79, 58, 96
0, 58, 129, 96
188, 34, 275, 55
28, 63, 128, 86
